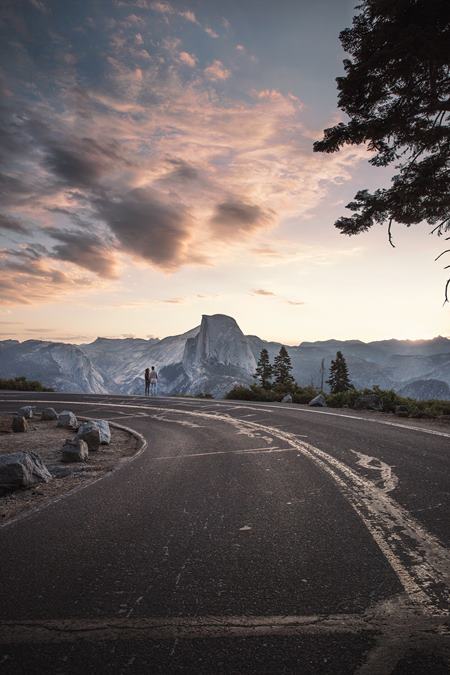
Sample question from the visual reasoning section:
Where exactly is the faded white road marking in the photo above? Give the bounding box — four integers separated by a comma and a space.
352, 450, 399, 493
3, 396, 448, 437
150, 413, 204, 428
153, 446, 288, 460
5, 397, 448, 615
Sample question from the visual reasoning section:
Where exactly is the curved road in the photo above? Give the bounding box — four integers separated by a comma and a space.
0, 393, 449, 674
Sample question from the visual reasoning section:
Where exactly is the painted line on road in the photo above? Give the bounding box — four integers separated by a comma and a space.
2, 399, 449, 610
153, 446, 293, 460
3, 396, 448, 438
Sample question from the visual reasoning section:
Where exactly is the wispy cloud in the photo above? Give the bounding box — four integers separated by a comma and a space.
253, 289, 275, 296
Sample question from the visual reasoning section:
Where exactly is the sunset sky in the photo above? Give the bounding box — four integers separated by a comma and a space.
0, 0, 448, 345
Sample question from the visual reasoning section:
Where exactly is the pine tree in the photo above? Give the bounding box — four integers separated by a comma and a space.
327, 351, 353, 394
313, 0, 450, 301
273, 346, 295, 390
253, 348, 273, 389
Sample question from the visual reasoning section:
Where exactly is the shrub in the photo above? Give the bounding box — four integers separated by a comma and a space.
225, 385, 280, 402
292, 386, 319, 404
326, 389, 360, 408
0, 376, 54, 392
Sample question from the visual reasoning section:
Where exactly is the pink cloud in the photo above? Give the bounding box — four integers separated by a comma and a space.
204, 27, 219, 38
204, 59, 230, 81
178, 51, 197, 68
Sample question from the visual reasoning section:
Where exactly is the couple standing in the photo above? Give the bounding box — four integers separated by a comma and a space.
145, 366, 158, 396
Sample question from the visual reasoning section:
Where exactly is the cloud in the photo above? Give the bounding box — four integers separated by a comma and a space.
29, 0, 49, 13
204, 27, 219, 39
204, 60, 230, 81
179, 10, 197, 24
0, 214, 28, 234
178, 51, 197, 68
287, 300, 305, 306
44, 137, 128, 188
253, 289, 275, 296
150, 1, 173, 14
49, 229, 119, 278
0, 246, 92, 305
94, 187, 194, 270
165, 159, 199, 181
210, 199, 272, 237
0, 6, 367, 306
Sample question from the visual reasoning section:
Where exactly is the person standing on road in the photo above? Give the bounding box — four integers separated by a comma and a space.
144, 367, 150, 396
149, 366, 158, 395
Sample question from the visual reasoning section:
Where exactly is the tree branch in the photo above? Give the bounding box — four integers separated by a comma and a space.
387, 218, 395, 248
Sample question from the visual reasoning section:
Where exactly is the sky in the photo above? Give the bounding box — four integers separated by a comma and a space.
0, 0, 448, 345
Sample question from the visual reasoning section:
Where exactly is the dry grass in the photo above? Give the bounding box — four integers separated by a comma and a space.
0, 416, 141, 524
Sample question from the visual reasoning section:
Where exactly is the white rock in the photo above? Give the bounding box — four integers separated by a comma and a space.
57, 410, 78, 429
41, 407, 58, 421
0, 451, 52, 493
309, 394, 327, 407
281, 394, 293, 403
62, 438, 89, 463
18, 406, 33, 419
77, 422, 101, 451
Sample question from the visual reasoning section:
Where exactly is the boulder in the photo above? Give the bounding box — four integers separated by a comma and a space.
281, 394, 293, 403
94, 419, 111, 445
0, 416, 13, 434
309, 394, 327, 407
354, 394, 383, 411
0, 451, 52, 493
77, 422, 101, 452
77, 419, 111, 445
61, 438, 89, 463
57, 411, 78, 430
395, 405, 410, 418
12, 416, 28, 433
41, 407, 58, 421
18, 406, 33, 419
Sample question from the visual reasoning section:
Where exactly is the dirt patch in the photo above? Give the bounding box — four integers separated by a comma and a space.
0, 416, 142, 525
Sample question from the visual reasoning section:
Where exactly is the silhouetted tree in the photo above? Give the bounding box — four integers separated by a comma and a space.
313, 0, 450, 302
327, 351, 353, 393
273, 346, 295, 390
253, 348, 273, 389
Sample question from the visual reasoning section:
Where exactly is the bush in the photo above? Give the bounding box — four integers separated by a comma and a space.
292, 386, 319, 404
0, 376, 54, 392
224, 383, 450, 419
326, 389, 360, 408
225, 385, 280, 402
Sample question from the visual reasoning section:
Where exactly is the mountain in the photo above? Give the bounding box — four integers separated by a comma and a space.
0, 315, 449, 399
0, 340, 107, 394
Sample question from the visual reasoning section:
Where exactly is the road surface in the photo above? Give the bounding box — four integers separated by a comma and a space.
0, 392, 449, 674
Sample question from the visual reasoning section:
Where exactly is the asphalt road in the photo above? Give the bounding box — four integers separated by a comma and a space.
0, 392, 449, 674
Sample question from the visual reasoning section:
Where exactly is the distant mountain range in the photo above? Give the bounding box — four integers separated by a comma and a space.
1, 314, 449, 399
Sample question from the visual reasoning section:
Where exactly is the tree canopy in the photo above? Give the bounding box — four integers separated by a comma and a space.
254, 348, 273, 389
273, 346, 295, 391
313, 0, 450, 301
327, 351, 353, 394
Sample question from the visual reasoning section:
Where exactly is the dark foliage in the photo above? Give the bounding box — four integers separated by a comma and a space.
314, 0, 450, 301
273, 346, 296, 391
225, 383, 450, 417
327, 351, 353, 393
253, 348, 273, 389
0, 376, 54, 392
